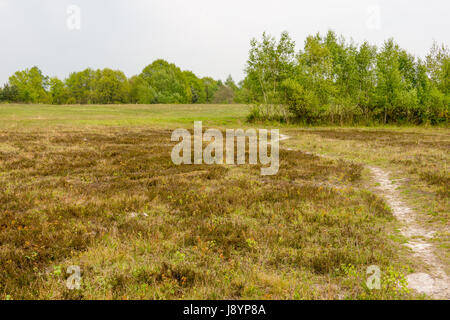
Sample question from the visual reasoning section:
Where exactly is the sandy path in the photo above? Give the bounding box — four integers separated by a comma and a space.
369, 166, 449, 299
280, 134, 449, 299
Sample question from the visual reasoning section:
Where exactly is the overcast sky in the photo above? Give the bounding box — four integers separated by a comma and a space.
0, 0, 449, 85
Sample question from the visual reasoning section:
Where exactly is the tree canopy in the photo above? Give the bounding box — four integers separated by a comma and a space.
1, 32, 448, 125
1, 60, 230, 106
243, 31, 449, 125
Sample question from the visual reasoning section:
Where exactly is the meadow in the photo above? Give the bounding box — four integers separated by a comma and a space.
0, 104, 448, 299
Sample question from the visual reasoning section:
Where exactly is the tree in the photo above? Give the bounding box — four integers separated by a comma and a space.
281, 78, 319, 122
224, 75, 245, 103
424, 42, 449, 123
0, 84, 19, 102
8, 66, 50, 103
202, 77, 219, 103
355, 41, 377, 119
427, 87, 448, 124
245, 31, 296, 104
225, 75, 238, 92
374, 39, 405, 123
297, 33, 337, 110
140, 60, 190, 104
324, 31, 358, 98
426, 42, 450, 94
65, 69, 96, 104
234, 79, 253, 104
93, 69, 130, 104
212, 83, 234, 104
2, 61, 221, 106
183, 71, 206, 103
129, 75, 153, 104
48, 77, 69, 104
242, 30, 449, 125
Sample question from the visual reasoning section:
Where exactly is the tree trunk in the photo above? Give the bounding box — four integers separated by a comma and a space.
384, 107, 387, 124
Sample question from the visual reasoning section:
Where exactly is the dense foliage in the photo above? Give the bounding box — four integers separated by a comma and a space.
244, 31, 449, 125
0, 60, 237, 106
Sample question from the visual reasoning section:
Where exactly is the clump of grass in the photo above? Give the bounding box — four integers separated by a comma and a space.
418, 170, 449, 197
247, 104, 291, 123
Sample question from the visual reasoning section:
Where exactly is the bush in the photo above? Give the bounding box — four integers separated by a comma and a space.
246, 104, 291, 123
327, 97, 363, 125
281, 79, 320, 123
66, 97, 77, 105
212, 86, 234, 104
392, 89, 419, 123
427, 87, 449, 124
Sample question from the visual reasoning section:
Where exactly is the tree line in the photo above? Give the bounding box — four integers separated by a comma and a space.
1, 31, 448, 125
244, 31, 449, 125
0, 59, 242, 105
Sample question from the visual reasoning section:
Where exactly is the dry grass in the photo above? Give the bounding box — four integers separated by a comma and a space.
285, 127, 449, 274
0, 126, 414, 299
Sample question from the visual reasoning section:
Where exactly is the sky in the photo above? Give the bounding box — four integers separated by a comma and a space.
0, 0, 449, 85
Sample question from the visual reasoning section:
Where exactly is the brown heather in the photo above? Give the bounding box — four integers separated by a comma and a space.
0, 126, 419, 299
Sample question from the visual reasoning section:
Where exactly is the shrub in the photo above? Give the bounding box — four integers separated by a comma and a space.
281, 79, 320, 123
246, 104, 290, 123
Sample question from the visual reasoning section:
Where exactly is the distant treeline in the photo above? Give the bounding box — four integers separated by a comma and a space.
244, 31, 449, 125
0, 59, 242, 105
1, 30, 448, 125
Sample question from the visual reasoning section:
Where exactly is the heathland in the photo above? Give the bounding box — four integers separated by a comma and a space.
0, 103, 448, 299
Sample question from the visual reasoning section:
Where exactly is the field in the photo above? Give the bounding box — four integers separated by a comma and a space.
0, 104, 448, 299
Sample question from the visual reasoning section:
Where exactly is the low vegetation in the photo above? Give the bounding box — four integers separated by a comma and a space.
0, 104, 430, 299
0, 128, 409, 299
285, 127, 450, 273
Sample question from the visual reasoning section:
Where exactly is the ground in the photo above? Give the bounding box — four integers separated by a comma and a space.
0, 104, 448, 299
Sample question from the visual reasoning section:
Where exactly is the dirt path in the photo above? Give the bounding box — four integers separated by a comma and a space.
280, 134, 449, 299
369, 166, 449, 299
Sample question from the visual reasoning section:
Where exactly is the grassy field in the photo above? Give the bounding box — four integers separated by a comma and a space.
0, 104, 250, 129
0, 104, 448, 299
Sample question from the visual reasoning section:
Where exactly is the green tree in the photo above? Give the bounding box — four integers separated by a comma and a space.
129, 75, 155, 104
93, 69, 130, 104
243, 30, 447, 125
234, 79, 253, 104
183, 71, 206, 103
245, 31, 296, 104
65, 69, 95, 104
375, 39, 405, 123
281, 78, 319, 122
0, 84, 19, 102
48, 77, 69, 105
424, 42, 449, 123
355, 41, 377, 119
212, 83, 235, 104
298, 33, 336, 108
426, 42, 450, 94
140, 59, 190, 104
223, 75, 243, 103
225, 75, 238, 92
202, 77, 219, 103
8, 66, 50, 103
